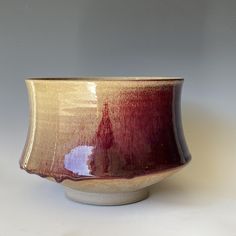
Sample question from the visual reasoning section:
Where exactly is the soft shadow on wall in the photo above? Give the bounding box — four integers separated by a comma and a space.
150, 102, 236, 202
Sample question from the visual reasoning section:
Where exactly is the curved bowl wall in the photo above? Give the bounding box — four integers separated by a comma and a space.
20, 78, 191, 184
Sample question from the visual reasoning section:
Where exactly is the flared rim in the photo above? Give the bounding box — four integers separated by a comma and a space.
26, 76, 184, 82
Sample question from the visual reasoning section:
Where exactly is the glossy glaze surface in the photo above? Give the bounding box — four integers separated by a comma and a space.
20, 78, 191, 183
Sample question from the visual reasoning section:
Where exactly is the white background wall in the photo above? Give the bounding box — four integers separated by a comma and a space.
0, 1, 236, 235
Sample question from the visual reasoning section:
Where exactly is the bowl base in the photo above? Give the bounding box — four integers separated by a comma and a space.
64, 187, 149, 206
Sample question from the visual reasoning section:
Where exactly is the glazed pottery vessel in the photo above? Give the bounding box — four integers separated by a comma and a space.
20, 77, 191, 205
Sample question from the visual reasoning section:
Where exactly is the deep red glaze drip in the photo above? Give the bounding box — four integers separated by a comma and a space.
62, 83, 190, 180
20, 82, 191, 182
96, 102, 114, 150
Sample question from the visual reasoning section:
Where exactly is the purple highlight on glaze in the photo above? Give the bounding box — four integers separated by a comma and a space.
64, 145, 94, 176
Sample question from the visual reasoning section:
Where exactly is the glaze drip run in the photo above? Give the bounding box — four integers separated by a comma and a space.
20, 81, 191, 182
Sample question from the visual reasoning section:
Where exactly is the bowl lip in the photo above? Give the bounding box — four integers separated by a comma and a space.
25, 76, 184, 82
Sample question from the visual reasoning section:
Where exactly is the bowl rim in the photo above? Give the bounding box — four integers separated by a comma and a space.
25, 76, 184, 82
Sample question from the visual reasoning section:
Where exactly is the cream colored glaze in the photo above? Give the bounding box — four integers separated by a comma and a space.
20, 78, 189, 201
21, 79, 185, 176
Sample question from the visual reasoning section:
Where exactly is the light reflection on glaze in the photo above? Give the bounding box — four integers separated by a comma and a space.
64, 145, 94, 176
87, 82, 97, 98
20, 80, 191, 182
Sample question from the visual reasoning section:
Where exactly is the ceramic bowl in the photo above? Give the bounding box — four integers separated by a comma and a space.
20, 77, 191, 205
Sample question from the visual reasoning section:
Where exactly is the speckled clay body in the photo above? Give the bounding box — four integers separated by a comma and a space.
20, 77, 191, 205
